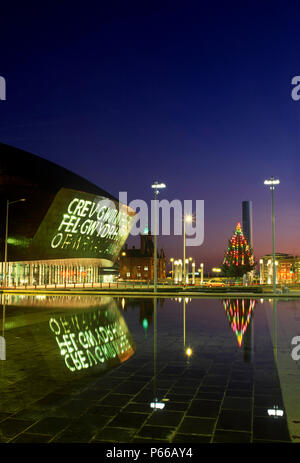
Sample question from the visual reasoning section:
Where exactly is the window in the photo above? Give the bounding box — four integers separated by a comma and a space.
144, 266, 148, 271
126, 272, 131, 277
137, 273, 141, 277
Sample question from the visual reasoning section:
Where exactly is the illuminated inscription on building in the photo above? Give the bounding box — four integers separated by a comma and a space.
49, 309, 134, 372
50, 196, 132, 255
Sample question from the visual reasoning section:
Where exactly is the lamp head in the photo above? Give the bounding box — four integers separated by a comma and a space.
151, 182, 166, 189
264, 177, 280, 189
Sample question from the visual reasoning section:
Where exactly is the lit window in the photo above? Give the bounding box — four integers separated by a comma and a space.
144, 266, 148, 271
137, 273, 141, 277
126, 272, 130, 277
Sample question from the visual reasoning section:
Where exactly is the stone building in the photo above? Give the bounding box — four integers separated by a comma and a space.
119, 230, 166, 281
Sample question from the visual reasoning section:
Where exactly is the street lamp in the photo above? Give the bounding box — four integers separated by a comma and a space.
212, 267, 221, 274
264, 177, 280, 293
151, 182, 166, 292
259, 259, 264, 284
4, 198, 26, 288
170, 258, 174, 282
200, 263, 204, 284
192, 261, 195, 284
178, 259, 183, 283
183, 214, 192, 285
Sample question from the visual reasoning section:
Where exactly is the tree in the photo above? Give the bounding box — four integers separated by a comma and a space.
221, 222, 255, 278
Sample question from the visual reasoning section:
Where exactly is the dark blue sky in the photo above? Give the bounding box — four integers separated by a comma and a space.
1, 1, 300, 269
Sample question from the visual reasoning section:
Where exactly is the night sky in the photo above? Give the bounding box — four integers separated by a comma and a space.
1, 1, 300, 270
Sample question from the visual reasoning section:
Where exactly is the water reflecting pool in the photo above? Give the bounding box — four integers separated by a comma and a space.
0, 294, 300, 443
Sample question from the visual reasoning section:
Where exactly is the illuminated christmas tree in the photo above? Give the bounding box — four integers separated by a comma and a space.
222, 222, 255, 278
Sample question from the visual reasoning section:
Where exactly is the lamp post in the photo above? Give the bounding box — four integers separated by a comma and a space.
4, 198, 26, 288
200, 263, 204, 284
178, 259, 182, 283
174, 260, 177, 284
183, 215, 192, 285
151, 182, 166, 292
192, 261, 195, 285
264, 177, 280, 293
170, 258, 174, 282
259, 259, 264, 285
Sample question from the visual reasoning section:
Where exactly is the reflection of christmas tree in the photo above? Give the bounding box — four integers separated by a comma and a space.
222, 222, 255, 278
223, 299, 255, 347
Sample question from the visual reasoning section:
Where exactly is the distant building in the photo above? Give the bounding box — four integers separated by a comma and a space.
242, 201, 253, 247
260, 253, 300, 284
119, 229, 166, 281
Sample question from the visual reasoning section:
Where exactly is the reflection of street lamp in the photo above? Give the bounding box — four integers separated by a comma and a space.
183, 298, 192, 360
267, 298, 284, 419
267, 407, 283, 417
150, 297, 166, 411
0, 297, 6, 361
264, 177, 280, 293
4, 198, 26, 287
183, 215, 192, 285
151, 182, 166, 292
185, 347, 193, 357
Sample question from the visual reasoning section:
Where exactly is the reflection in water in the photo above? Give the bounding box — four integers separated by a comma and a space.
268, 298, 284, 418
0, 304, 5, 360
120, 298, 164, 337
49, 305, 135, 373
223, 299, 255, 350
1, 293, 112, 308
0, 295, 295, 442
183, 298, 193, 359
0, 294, 135, 380
151, 298, 165, 410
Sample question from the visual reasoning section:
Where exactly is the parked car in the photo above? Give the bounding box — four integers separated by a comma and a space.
207, 279, 226, 287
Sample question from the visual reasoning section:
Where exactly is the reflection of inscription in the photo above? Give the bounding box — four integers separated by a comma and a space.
50, 197, 131, 254
49, 310, 133, 372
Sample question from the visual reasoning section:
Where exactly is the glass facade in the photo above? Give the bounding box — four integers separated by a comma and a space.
0, 261, 118, 287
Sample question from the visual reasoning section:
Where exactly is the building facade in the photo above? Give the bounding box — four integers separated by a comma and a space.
0, 143, 135, 286
119, 231, 166, 281
259, 253, 300, 284
242, 200, 253, 246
